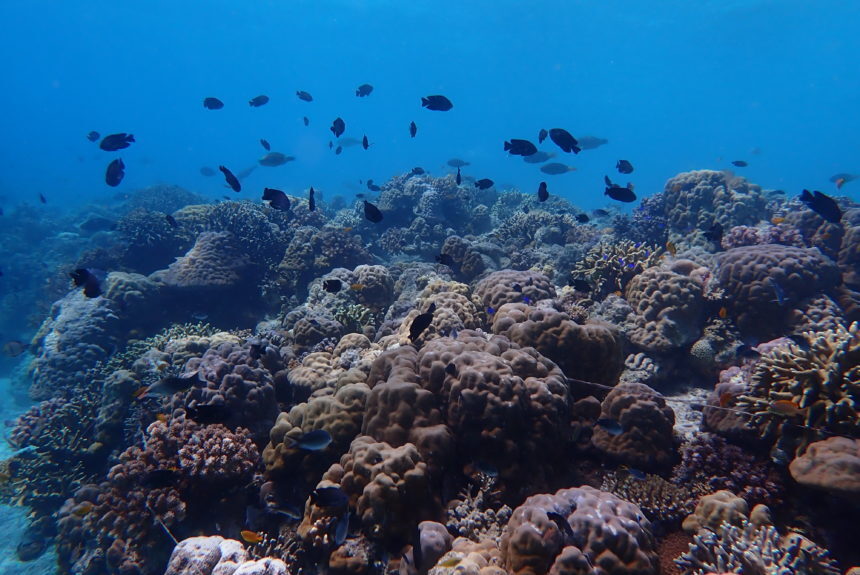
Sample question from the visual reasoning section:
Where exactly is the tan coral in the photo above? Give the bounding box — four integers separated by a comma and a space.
788, 436, 860, 500
473, 270, 556, 312
682, 490, 748, 534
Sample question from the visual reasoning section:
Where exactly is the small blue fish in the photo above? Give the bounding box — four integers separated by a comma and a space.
768, 278, 787, 306
627, 263, 635, 269
596, 418, 623, 436
288, 429, 333, 451
487, 307, 495, 315
523, 296, 531, 304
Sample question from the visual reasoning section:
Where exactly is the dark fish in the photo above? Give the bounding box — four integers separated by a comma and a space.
323, 279, 342, 293
421, 94, 453, 111
537, 181, 548, 202
260, 139, 271, 151
99, 133, 134, 151
105, 158, 125, 187
546, 511, 574, 539
367, 180, 381, 191
39, 193, 47, 204
570, 278, 591, 292
288, 429, 333, 451
364, 200, 383, 223
140, 468, 181, 489
731, 160, 748, 167
335, 146, 343, 155
575, 214, 590, 223
303, 116, 310, 126
538, 128, 548, 143
475, 178, 494, 190
523, 150, 554, 164
355, 83, 373, 97
596, 418, 623, 435
309, 187, 316, 211
829, 173, 857, 183
549, 128, 580, 153
704, 222, 723, 245
624, 467, 647, 480
736, 344, 761, 359
513, 283, 522, 292
768, 277, 787, 306
456, 167, 461, 185
799, 189, 842, 223
473, 460, 499, 478
262, 188, 291, 211
258, 152, 295, 167
296, 91, 313, 102
203, 97, 224, 110
186, 403, 231, 425
409, 121, 417, 138
362, 135, 369, 150
249, 94, 270, 107
540, 162, 575, 175
199, 166, 216, 177
577, 135, 608, 150
447, 158, 469, 167
409, 166, 426, 176
3, 340, 27, 357
219, 166, 241, 192
435, 253, 456, 267
137, 371, 201, 398
616, 160, 634, 174
86, 131, 100, 142
504, 139, 538, 156
330, 117, 346, 138
604, 177, 636, 203
311, 486, 349, 509
409, 302, 436, 342
165, 214, 178, 228
69, 268, 102, 298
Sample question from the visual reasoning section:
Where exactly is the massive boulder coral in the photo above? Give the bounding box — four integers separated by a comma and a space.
163, 536, 289, 575
387, 280, 484, 347
490, 302, 623, 386
788, 436, 860, 500
624, 260, 706, 353
501, 485, 659, 575
473, 270, 556, 312
716, 244, 841, 338
591, 382, 677, 471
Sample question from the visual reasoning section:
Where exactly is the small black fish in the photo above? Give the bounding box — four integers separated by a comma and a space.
474, 178, 494, 190
367, 180, 381, 192
136, 371, 201, 398
546, 511, 574, 539
303, 116, 310, 126
203, 97, 224, 110
86, 131, 100, 142
105, 158, 125, 187
263, 187, 291, 211
421, 94, 453, 111
219, 166, 241, 192
39, 193, 47, 204
409, 121, 417, 138
616, 159, 634, 174
704, 222, 724, 246
335, 145, 343, 155
409, 166, 426, 176
99, 133, 135, 151
311, 486, 349, 509
296, 90, 313, 102
186, 403, 231, 425
570, 278, 591, 292
140, 468, 181, 489
799, 189, 842, 223
731, 160, 748, 167
456, 167, 461, 185
537, 181, 548, 202
355, 83, 373, 97
331, 117, 346, 138
504, 139, 538, 156
362, 135, 369, 150
309, 187, 316, 211
199, 166, 216, 177
549, 128, 580, 154
249, 94, 270, 107
435, 253, 456, 267
165, 214, 178, 228
323, 279, 342, 293
538, 128, 548, 143
409, 302, 436, 342
364, 200, 383, 223
604, 177, 636, 202
260, 139, 271, 151
575, 213, 590, 223
736, 344, 761, 359
513, 283, 522, 292
69, 268, 102, 298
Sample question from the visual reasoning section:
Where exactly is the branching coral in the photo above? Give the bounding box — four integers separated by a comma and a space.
600, 471, 702, 524
574, 240, 663, 298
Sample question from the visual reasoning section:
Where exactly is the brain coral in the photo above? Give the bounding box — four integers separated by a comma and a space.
624, 259, 706, 353
501, 485, 658, 575
153, 231, 253, 290
788, 436, 860, 500
490, 302, 623, 386
473, 270, 556, 312
591, 382, 677, 471
716, 244, 840, 338
388, 280, 484, 347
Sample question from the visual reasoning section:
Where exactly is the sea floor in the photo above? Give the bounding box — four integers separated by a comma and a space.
0, 377, 58, 575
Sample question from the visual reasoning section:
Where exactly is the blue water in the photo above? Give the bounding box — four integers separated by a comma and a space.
0, 0, 858, 213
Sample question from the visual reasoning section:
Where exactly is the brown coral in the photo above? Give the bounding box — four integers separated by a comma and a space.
473, 270, 556, 312
788, 436, 860, 500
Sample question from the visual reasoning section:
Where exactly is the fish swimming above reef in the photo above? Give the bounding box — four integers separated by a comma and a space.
409, 302, 436, 342
309, 187, 316, 211
203, 97, 224, 110
504, 138, 538, 156
258, 152, 295, 167
165, 214, 178, 228
134, 370, 202, 399
249, 94, 270, 107
577, 135, 609, 150
330, 117, 346, 138
322, 279, 342, 293
447, 158, 469, 168
362, 135, 369, 150
86, 130, 100, 142
219, 165, 241, 192
105, 158, 125, 187
421, 94, 453, 111
262, 187, 291, 211
524, 150, 555, 164
538, 128, 548, 143
575, 214, 590, 223
475, 178, 494, 190
355, 83, 373, 97
69, 268, 103, 298
616, 160, 634, 174
604, 176, 637, 202
39, 193, 47, 204
303, 116, 309, 126
364, 200, 383, 222
549, 128, 581, 153
296, 90, 313, 102
540, 162, 576, 175
731, 160, 748, 167
537, 181, 549, 202
100, 133, 135, 151
287, 429, 333, 451
799, 189, 842, 223
409, 121, 417, 138
260, 139, 271, 151
456, 167, 461, 185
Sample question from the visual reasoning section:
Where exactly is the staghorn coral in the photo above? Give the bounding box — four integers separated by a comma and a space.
573, 240, 663, 299
446, 477, 513, 543
501, 485, 659, 575
675, 519, 840, 575
600, 471, 701, 524
788, 436, 860, 500
734, 322, 860, 462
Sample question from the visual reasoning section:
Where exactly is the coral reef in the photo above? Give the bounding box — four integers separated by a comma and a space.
574, 240, 663, 298
473, 270, 556, 311
788, 436, 860, 500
